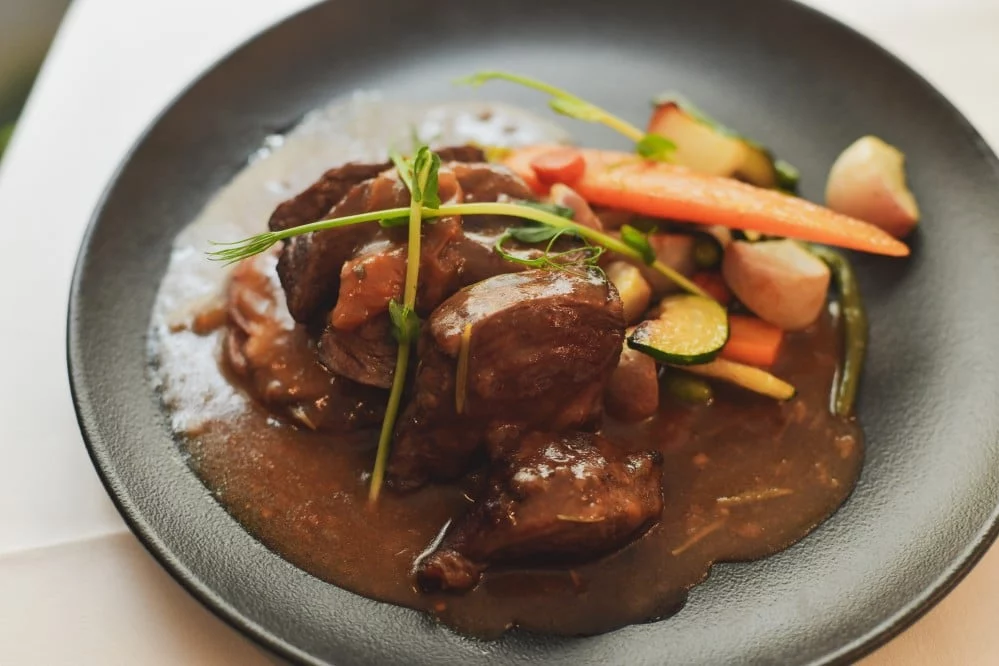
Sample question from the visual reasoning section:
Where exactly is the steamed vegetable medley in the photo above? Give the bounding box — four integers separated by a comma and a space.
212, 72, 916, 501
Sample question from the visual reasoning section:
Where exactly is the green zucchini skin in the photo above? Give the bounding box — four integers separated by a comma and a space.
627, 295, 729, 366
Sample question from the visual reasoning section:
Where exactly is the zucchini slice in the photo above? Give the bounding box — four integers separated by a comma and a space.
628, 295, 729, 365
682, 358, 795, 401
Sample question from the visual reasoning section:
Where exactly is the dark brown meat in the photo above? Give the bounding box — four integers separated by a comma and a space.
272, 146, 486, 325
268, 162, 389, 233
268, 145, 485, 232
387, 268, 626, 490
276, 172, 409, 324
317, 314, 396, 389
326, 169, 465, 332
309, 162, 549, 388
417, 431, 663, 592
450, 161, 534, 203
223, 254, 385, 431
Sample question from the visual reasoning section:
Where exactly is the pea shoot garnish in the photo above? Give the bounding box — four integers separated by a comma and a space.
366, 146, 441, 502
457, 71, 676, 162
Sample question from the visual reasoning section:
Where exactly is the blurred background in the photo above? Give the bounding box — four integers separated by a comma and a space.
0, 0, 70, 160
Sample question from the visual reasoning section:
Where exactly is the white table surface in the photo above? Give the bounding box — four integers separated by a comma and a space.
1, 0, 997, 663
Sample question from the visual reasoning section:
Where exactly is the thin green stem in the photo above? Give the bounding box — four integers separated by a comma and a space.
403, 205, 421, 307
209, 202, 706, 296
458, 71, 646, 143
426, 203, 707, 297
367, 342, 410, 502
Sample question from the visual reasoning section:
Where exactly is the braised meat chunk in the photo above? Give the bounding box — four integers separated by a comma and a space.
223, 255, 385, 431
417, 431, 664, 592
276, 171, 410, 324
318, 314, 397, 389
272, 146, 487, 324
268, 145, 486, 233
387, 268, 626, 490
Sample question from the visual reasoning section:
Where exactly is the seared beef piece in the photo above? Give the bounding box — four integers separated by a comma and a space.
268, 145, 485, 232
276, 172, 410, 324
317, 314, 397, 389
268, 162, 389, 233
313, 163, 547, 388
313, 170, 464, 387
223, 255, 384, 431
386, 268, 626, 490
417, 431, 664, 592
272, 146, 486, 324
327, 169, 465, 332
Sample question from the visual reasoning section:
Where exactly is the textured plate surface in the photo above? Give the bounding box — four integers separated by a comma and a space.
68, 0, 999, 664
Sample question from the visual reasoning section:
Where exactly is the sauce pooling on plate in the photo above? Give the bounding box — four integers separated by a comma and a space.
149, 96, 863, 637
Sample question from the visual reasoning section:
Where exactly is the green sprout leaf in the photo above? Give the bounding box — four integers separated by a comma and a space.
388, 299, 420, 345
494, 228, 603, 271
636, 133, 677, 162
457, 70, 646, 143
412, 146, 441, 208
620, 224, 656, 264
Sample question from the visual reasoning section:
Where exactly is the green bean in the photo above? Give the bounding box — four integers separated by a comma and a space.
662, 371, 714, 404
808, 245, 867, 417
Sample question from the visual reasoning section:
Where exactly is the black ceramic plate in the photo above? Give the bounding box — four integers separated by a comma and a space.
68, 1, 999, 664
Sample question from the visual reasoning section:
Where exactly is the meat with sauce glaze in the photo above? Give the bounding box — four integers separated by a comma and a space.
417, 431, 663, 592
387, 268, 626, 490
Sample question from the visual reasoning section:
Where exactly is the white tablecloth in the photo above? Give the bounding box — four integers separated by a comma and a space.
1, 1, 996, 663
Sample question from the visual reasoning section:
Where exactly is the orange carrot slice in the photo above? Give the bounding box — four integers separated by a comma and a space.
530, 147, 585, 186
721, 315, 784, 367
504, 145, 910, 257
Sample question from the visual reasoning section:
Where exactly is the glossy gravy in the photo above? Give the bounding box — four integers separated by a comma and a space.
149, 97, 863, 637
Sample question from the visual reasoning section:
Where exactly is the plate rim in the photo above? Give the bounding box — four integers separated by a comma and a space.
66, 1, 999, 664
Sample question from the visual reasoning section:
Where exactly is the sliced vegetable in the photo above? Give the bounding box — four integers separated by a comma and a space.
662, 371, 714, 404
647, 101, 746, 177
605, 261, 653, 324
605, 342, 660, 421
809, 245, 867, 417
503, 145, 911, 257
721, 316, 784, 367
647, 95, 790, 189
627, 295, 729, 365
825, 136, 920, 238
682, 358, 795, 401
531, 147, 586, 186
722, 240, 830, 331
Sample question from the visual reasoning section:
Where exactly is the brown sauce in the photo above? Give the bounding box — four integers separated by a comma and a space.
148, 98, 863, 638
